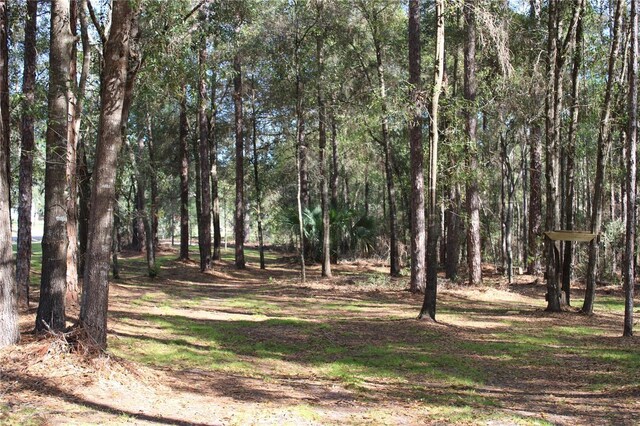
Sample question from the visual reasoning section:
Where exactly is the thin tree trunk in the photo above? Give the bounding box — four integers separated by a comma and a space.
17, 0, 37, 308
562, 7, 583, 306
0, 1, 8, 202
408, 0, 425, 293
36, 0, 73, 332
193, 131, 203, 260
419, 0, 444, 321
197, 43, 212, 272
527, 124, 543, 274
296, 142, 306, 283
146, 115, 158, 276
209, 72, 221, 261
330, 114, 339, 210
76, 0, 92, 274
0, 0, 18, 349
250, 89, 265, 270
179, 87, 190, 261
317, 2, 331, 278
234, 53, 246, 269
464, 0, 482, 286
623, 0, 637, 337
80, 0, 134, 349
66, 0, 79, 299
583, 0, 621, 314
372, 33, 400, 277
133, 137, 146, 252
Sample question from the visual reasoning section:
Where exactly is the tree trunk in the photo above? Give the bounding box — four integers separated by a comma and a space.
294, 33, 310, 260
445, 185, 462, 281
296, 141, 307, 283
146, 115, 158, 276
464, 0, 482, 286
197, 44, 212, 272
562, 8, 583, 306
317, 2, 331, 278
369, 24, 400, 277
408, 0, 425, 293
193, 131, 203, 261
330, 114, 339, 210
419, 0, 445, 321
179, 87, 190, 260
36, 0, 73, 332
250, 89, 266, 270
209, 73, 221, 261
527, 123, 543, 274
132, 137, 146, 252
623, 0, 637, 337
234, 53, 246, 269
66, 0, 79, 299
80, 0, 134, 349
583, 0, 621, 314
17, 0, 37, 308
0, 1, 8, 201
0, 0, 18, 349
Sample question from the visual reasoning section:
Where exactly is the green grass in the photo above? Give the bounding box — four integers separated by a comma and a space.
0, 404, 46, 426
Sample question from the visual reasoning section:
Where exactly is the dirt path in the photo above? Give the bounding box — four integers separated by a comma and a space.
1, 249, 639, 425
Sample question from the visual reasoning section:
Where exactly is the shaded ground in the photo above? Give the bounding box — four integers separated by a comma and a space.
1, 247, 639, 425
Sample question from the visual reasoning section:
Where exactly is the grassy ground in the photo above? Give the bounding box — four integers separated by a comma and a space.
1, 246, 639, 425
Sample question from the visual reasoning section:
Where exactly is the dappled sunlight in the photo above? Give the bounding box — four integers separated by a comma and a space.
3, 248, 639, 425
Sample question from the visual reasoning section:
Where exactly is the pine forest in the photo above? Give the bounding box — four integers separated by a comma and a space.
0, 0, 639, 424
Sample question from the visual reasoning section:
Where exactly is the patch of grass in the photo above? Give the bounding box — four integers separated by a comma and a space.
317, 343, 485, 390
0, 404, 46, 426
428, 405, 554, 425
221, 297, 280, 314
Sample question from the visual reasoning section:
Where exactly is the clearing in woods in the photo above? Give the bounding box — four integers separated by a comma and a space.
1, 246, 639, 425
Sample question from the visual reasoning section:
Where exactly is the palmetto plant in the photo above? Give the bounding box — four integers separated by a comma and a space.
279, 206, 377, 261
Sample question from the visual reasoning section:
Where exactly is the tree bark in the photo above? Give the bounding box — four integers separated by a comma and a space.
419, 0, 445, 321
582, 0, 621, 314
408, 0, 425, 293
209, 73, 221, 261
527, 124, 543, 274
234, 53, 246, 269
36, 0, 73, 333
330, 114, 339, 210
623, 0, 637, 337
562, 7, 583, 305
317, 1, 331, 278
250, 89, 266, 270
197, 42, 212, 272
80, 0, 134, 349
146, 115, 158, 276
464, 0, 482, 286
0, 1, 8, 200
66, 0, 79, 298
179, 86, 190, 260
17, 0, 37, 308
0, 0, 18, 349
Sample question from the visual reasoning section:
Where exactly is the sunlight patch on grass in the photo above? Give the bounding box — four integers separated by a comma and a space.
220, 298, 282, 315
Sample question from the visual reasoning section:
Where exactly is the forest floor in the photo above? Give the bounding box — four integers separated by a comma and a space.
1, 246, 639, 425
